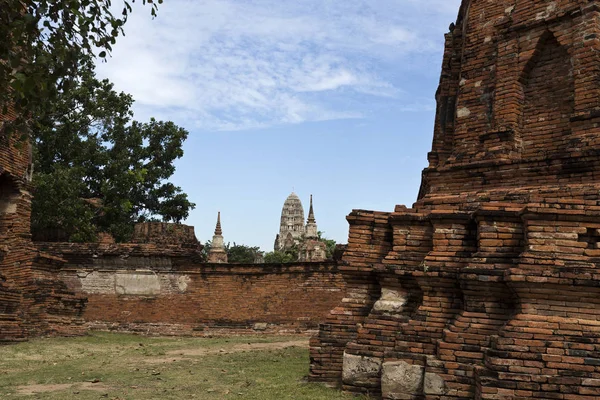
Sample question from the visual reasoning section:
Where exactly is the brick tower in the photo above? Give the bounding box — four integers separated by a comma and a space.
0, 107, 86, 342
310, 1, 600, 398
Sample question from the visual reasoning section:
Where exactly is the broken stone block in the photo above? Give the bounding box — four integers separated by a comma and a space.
342, 353, 382, 386
381, 361, 423, 398
252, 322, 268, 331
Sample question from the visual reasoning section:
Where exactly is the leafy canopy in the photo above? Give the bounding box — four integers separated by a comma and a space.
201, 241, 264, 264
226, 243, 263, 264
1, 0, 159, 129
32, 57, 195, 242
317, 231, 337, 259
263, 233, 337, 263
263, 249, 298, 263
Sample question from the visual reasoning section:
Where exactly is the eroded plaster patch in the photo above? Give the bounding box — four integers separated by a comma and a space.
457, 107, 471, 118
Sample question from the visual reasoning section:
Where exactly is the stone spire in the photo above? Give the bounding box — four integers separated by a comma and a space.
208, 211, 227, 263
299, 194, 325, 261
274, 192, 305, 251
305, 195, 318, 239
307, 195, 315, 224
214, 211, 222, 236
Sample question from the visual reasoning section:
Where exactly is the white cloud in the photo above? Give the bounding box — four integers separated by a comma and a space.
96, 0, 461, 130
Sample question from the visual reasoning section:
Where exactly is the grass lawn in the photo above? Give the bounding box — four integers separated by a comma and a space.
0, 332, 363, 399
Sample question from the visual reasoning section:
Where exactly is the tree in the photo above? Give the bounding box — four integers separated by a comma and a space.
31, 58, 195, 242
278, 232, 337, 261
200, 239, 212, 262
31, 167, 97, 242
200, 240, 264, 264
317, 231, 337, 260
1, 0, 160, 131
225, 243, 263, 264
263, 249, 298, 263
262, 233, 338, 263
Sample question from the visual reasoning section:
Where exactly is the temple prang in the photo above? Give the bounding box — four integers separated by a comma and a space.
274, 192, 306, 252
275, 192, 328, 262
207, 211, 228, 263
310, 1, 600, 398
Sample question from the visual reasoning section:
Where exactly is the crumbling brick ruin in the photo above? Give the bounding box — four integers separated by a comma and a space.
0, 107, 86, 343
37, 224, 344, 336
0, 108, 345, 340
0, 99, 344, 340
310, 0, 600, 398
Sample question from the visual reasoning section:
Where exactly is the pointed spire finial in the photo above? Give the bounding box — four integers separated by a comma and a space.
307, 194, 315, 223
214, 211, 222, 235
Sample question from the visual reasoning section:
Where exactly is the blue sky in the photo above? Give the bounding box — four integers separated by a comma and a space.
96, 0, 462, 251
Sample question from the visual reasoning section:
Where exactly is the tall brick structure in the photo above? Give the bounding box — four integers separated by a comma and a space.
310, 0, 600, 398
0, 108, 86, 342
207, 212, 228, 263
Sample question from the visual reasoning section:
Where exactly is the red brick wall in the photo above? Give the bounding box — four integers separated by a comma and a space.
83, 265, 343, 333
310, 210, 392, 384
311, 1, 600, 399
0, 106, 86, 342
41, 243, 345, 335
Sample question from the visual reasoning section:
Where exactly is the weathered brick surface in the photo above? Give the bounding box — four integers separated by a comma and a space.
132, 222, 201, 249
39, 242, 345, 335
310, 1, 600, 398
0, 107, 86, 343
310, 210, 391, 385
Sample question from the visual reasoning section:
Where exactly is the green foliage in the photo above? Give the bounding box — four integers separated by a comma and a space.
31, 58, 195, 242
31, 167, 97, 242
263, 232, 337, 263
1, 0, 160, 132
200, 239, 212, 262
201, 240, 264, 264
263, 249, 298, 263
317, 231, 337, 259
281, 232, 337, 261
225, 242, 263, 264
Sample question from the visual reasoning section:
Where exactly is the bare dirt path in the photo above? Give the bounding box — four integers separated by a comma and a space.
9, 337, 310, 396
144, 339, 309, 364
16, 381, 112, 395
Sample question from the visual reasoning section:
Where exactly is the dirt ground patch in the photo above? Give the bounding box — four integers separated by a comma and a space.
0, 333, 359, 400
16, 381, 113, 395
143, 339, 309, 364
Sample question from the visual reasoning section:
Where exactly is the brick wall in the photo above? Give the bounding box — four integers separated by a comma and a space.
309, 210, 392, 384
0, 106, 86, 343
39, 242, 345, 335
311, 1, 600, 399
131, 222, 201, 249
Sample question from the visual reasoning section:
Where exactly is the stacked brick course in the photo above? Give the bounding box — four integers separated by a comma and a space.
0, 109, 340, 339
0, 107, 86, 342
132, 222, 201, 249
310, 210, 392, 384
40, 242, 345, 335
310, 1, 600, 398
